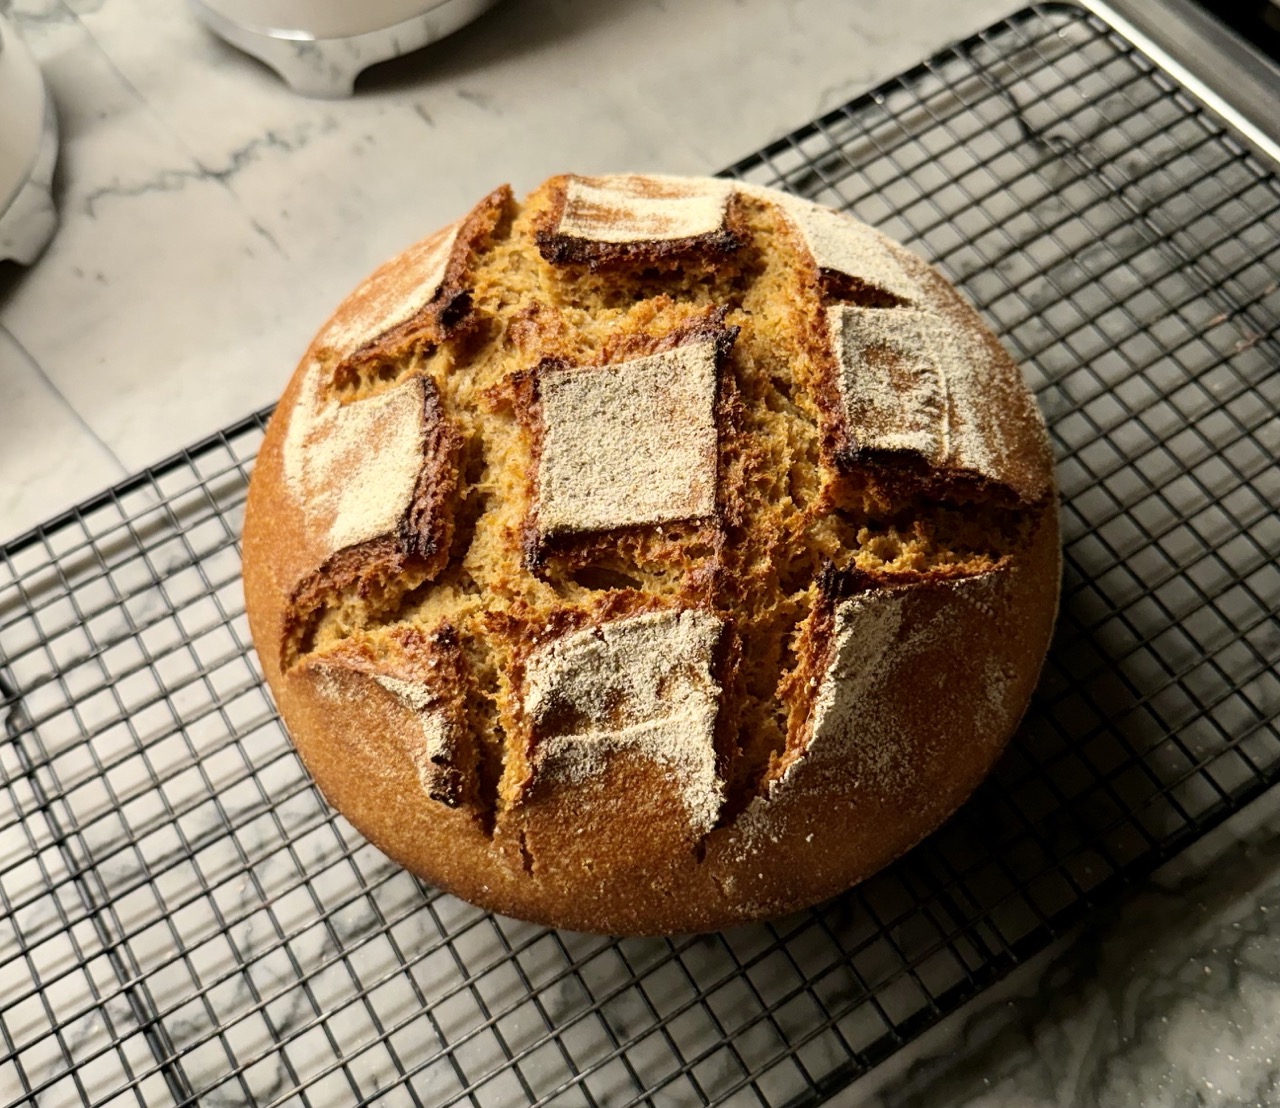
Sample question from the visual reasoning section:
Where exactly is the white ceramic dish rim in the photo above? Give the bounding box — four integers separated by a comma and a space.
193, 0, 474, 41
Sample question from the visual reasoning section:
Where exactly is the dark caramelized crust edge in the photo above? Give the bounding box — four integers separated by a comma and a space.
534, 174, 749, 269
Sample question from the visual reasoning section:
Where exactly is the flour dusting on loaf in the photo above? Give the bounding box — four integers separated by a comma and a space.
282, 375, 432, 557
327, 383, 431, 552
524, 608, 725, 834
373, 674, 457, 797
534, 338, 720, 538
800, 572, 1008, 781
555, 174, 733, 244
319, 224, 459, 359
805, 589, 907, 777
281, 362, 324, 496
773, 192, 920, 302
830, 306, 1000, 483
829, 304, 1052, 500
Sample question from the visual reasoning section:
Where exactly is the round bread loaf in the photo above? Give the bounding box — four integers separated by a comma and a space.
242, 173, 1059, 935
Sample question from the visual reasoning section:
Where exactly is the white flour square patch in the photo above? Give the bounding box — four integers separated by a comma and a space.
556, 174, 733, 244
535, 339, 719, 538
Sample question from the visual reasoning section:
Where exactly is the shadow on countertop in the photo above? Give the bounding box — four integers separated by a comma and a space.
353, 0, 640, 95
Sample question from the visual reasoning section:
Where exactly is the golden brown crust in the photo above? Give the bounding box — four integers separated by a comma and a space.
242, 174, 1061, 935
299, 622, 475, 809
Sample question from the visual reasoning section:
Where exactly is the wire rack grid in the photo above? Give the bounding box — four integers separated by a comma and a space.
2, 4, 1279, 1105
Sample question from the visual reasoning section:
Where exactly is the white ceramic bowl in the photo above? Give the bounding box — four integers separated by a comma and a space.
190, 0, 503, 98
0, 15, 58, 265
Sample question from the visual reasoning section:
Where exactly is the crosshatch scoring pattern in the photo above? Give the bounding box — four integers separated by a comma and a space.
3, 5, 1279, 1106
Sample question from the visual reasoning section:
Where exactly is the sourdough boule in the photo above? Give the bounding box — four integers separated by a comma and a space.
242, 173, 1059, 935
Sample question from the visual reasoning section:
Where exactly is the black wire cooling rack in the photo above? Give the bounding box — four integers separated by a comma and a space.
3, 5, 1279, 1105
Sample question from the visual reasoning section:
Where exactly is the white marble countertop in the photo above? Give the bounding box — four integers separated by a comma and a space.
2, 0, 1278, 1104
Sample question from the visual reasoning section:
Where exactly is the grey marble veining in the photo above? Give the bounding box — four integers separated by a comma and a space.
852, 791, 1280, 1108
